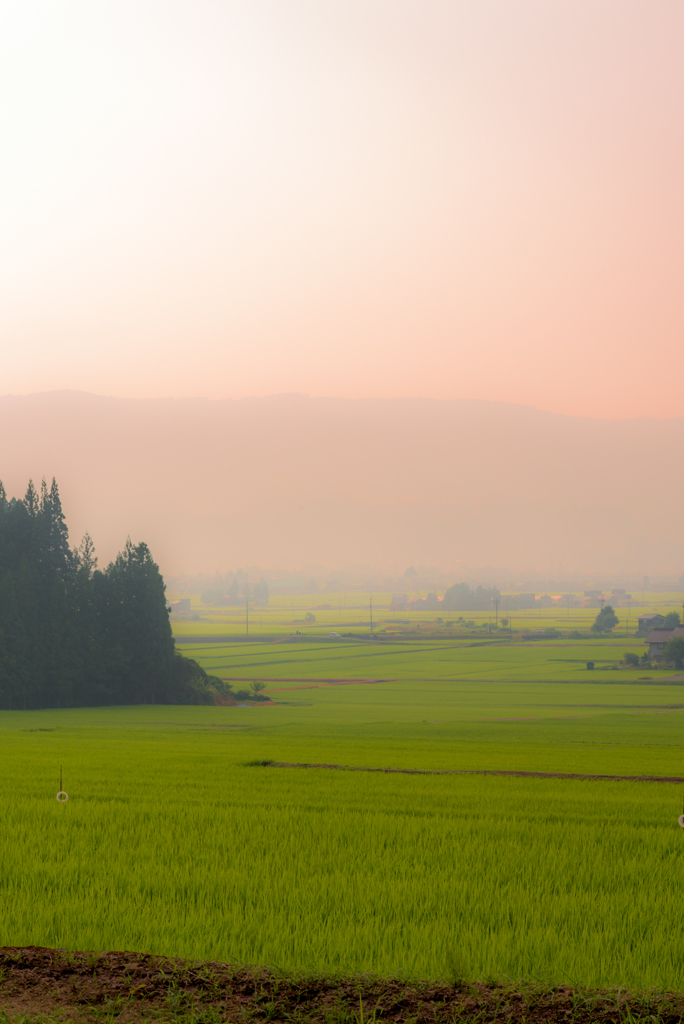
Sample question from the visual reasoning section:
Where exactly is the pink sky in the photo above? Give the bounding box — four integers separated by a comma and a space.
1, 1, 683, 419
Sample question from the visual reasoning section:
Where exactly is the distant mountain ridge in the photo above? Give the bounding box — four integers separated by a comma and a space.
1, 391, 682, 575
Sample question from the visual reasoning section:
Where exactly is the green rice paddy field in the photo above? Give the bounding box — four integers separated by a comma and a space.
3, 630, 684, 991
167, 589, 679, 634
170, 590, 683, 637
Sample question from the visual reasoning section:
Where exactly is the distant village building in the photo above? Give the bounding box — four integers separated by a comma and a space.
536, 594, 554, 608
169, 598, 191, 615
390, 593, 409, 612
581, 589, 635, 610
638, 613, 665, 635
645, 625, 684, 660
551, 594, 581, 607
501, 593, 540, 611
408, 593, 442, 611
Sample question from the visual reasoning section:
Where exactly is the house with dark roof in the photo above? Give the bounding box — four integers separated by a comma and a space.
638, 613, 664, 635
645, 625, 684, 660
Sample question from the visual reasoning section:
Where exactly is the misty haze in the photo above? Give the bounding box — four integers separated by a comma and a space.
2, 390, 682, 579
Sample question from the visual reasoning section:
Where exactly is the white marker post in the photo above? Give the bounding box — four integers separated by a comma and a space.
56, 765, 68, 802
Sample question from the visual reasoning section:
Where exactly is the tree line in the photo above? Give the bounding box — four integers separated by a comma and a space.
442, 582, 501, 611
0, 479, 229, 709
201, 575, 269, 606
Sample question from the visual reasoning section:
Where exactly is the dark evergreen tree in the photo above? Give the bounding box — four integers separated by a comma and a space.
0, 479, 230, 708
0, 571, 30, 709
24, 480, 39, 519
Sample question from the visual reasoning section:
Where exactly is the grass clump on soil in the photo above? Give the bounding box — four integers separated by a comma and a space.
2, 948, 684, 1024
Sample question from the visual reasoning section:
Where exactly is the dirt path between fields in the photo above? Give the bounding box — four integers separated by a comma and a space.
1, 947, 682, 1024
260, 761, 684, 784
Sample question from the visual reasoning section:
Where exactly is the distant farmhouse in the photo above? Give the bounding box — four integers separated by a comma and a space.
644, 625, 684, 661
583, 588, 634, 609
638, 613, 664, 635
499, 593, 536, 610
409, 593, 442, 611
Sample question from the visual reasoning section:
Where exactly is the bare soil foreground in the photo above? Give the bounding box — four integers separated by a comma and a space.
259, 761, 684, 784
2, 948, 684, 1024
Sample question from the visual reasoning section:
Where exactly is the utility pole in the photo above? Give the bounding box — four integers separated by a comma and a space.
246, 598, 249, 636
370, 596, 373, 634
494, 598, 499, 629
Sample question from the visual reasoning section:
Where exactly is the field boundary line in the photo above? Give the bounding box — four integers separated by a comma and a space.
221, 677, 394, 686
261, 761, 684, 783
220, 676, 684, 686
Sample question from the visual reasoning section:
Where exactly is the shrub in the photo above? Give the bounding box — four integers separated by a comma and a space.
591, 605, 619, 633
624, 652, 639, 667
663, 636, 684, 670
169, 656, 233, 705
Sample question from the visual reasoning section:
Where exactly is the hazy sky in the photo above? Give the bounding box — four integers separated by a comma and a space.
5, 392, 684, 575
2, 1, 683, 418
